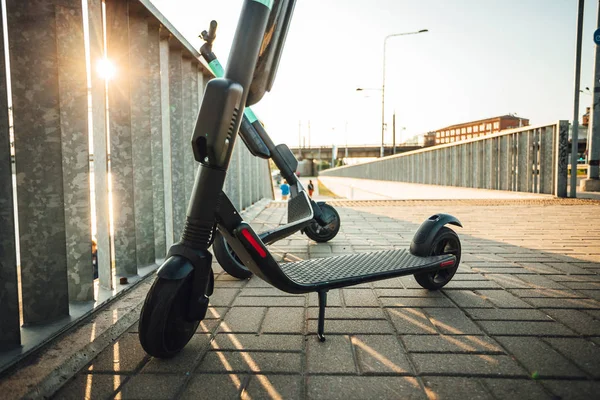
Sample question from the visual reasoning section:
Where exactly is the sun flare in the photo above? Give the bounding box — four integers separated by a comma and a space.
96, 58, 115, 80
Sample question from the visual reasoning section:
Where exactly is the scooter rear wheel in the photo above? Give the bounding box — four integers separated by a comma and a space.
213, 230, 253, 279
139, 275, 200, 358
304, 204, 341, 243
414, 227, 461, 290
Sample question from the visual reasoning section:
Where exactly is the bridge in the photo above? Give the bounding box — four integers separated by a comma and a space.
1, 1, 600, 399
288, 144, 423, 160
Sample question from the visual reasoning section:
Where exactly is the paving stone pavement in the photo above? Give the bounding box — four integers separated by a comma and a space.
53, 199, 600, 399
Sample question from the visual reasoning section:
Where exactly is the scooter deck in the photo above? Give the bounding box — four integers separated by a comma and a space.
280, 249, 454, 290
220, 199, 459, 341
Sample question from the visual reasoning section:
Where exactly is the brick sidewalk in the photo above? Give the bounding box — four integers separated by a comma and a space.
54, 200, 600, 399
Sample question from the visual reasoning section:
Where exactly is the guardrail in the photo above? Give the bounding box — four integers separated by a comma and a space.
0, 0, 272, 369
320, 121, 569, 197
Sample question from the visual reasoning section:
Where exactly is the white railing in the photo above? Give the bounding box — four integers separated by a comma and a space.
321, 121, 569, 197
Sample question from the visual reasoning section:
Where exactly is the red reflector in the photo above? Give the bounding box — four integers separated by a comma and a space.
440, 260, 455, 268
241, 228, 267, 258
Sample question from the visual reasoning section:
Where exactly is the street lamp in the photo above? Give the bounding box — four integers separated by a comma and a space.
380, 29, 428, 157
358, 30, 428, 156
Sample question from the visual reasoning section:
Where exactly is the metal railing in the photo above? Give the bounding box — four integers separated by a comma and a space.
320, 121, 569, 197
0, 0, 272, 369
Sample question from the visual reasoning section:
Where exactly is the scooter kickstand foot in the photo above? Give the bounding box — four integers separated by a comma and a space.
317, 290, 327, 342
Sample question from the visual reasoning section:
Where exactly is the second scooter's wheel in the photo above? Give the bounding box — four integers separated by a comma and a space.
212, 230, 253, 279
138, 275, 200, 358
304, 204, 341, 243
414, 227, 461, 290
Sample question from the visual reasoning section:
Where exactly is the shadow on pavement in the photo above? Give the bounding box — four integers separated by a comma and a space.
49, 200, 600, 399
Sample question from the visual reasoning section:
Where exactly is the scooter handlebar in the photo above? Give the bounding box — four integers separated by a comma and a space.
208, 20, 217, 39
201, 20, 218, 44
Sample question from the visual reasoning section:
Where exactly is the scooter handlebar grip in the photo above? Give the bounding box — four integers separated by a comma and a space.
208, 20, 217, 38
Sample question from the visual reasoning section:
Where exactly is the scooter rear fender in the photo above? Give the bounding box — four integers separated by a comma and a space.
409, 214, 462, 257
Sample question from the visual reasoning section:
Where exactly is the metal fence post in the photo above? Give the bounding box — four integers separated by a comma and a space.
182, 57, 195, 204
106, 0, 138, 277
159, 31, 174, 248
9, 0, 72, 323
539, 126, 554, 194
56, 3, 95, 301
87, 0, 112, 289
517, 131, 528, 192
555, 121, 569, 197
168, 44, 186, 241
532, 129, 540, 193
148, 22, 166, 261
129, 7, 155, 268
0, 12, 19, 348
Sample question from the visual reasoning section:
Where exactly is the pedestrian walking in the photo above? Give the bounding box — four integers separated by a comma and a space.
92, 238, 98, 279
280, 180, 290, 200
307, 179, 315, 198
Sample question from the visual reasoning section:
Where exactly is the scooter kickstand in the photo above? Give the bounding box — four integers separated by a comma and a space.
317, 290, 328, 342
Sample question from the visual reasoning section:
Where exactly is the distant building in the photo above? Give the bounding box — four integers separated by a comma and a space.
403, 132, 436, 147
423, 132, 436, 147
583, 107, 590, 127
433, 115, 529, 146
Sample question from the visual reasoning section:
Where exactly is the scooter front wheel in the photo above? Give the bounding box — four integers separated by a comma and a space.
304, 204, 341, 243
139, 275, 200, 358
212, 230, 253, 279
414, 227, 461, 290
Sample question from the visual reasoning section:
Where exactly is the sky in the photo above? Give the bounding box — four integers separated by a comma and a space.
150, 0, 599, 147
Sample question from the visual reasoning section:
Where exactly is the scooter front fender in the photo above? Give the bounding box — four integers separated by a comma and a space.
156, 247, 214, 321
409, 214, 462, 257
156, 256, 194, 280
157, 244, 212, 280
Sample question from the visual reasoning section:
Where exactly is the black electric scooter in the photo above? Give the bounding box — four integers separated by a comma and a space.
139, 0, 462, 359
198, 20, 341, 279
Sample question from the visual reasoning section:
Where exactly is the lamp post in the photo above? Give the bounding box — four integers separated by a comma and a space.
570, 0, 584, 197
357, 29, 428, 157
382, 29, 428, 157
